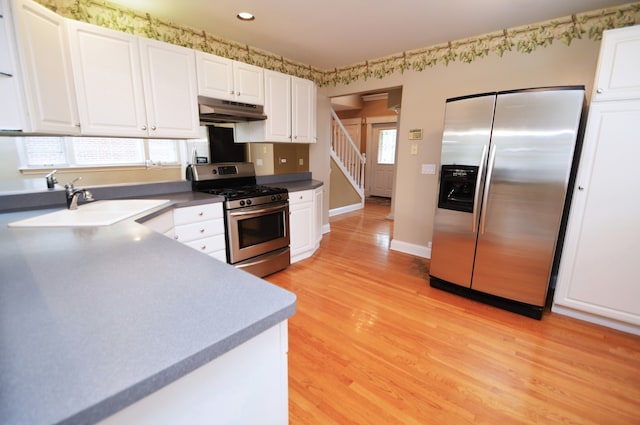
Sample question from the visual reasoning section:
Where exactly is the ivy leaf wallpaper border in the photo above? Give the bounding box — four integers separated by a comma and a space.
37, 0, 640, 87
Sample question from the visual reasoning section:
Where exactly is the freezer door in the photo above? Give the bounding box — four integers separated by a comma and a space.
430, 94, 495, 287
471, 88, 584, 306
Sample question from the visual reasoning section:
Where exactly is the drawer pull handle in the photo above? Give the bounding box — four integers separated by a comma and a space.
198, 212, 204, 216
200, 245, 206, 250
200, 228, 205, 233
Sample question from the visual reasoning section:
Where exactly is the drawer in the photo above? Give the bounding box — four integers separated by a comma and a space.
184, 234, 226, 254
174, 218, 224, 243
289, 190, 313, 204
173, 202, 223, 225
210, 249, 227, 262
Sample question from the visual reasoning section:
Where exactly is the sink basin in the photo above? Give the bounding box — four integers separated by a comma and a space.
8, 199, 171, 228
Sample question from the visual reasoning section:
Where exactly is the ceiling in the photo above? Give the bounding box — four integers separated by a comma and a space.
107, 0, 631, 69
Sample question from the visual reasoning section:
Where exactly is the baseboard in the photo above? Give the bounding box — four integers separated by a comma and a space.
322, 224, 331, 234
329, 203, 363, 217
389, 239, 430, 258
551, 304, 640, 336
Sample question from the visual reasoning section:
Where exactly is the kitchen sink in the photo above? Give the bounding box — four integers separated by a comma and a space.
8, 199, 171, 228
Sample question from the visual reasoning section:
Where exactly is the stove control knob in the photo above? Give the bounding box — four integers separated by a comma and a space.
271, 195, 276, 201
240, 200, 245, 206
246, 199, 252, 205
277, 194, 283, 200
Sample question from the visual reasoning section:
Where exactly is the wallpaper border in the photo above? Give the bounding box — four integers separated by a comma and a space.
37, 0, 640, 87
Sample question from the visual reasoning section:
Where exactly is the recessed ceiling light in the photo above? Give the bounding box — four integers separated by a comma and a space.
237, 12, 255, 21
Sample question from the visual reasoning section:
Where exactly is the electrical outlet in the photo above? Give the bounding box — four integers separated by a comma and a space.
298, 158, 304, 166
279, 157, 287, 164
421, 164, 436, 174
256, 159, 263, 166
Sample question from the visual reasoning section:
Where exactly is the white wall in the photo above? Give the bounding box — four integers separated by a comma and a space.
325, 38, 601, 257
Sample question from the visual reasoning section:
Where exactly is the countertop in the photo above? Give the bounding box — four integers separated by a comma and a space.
0, 178, 321, 425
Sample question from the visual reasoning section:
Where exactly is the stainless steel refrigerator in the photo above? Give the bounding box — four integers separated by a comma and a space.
429, 87, 585, 319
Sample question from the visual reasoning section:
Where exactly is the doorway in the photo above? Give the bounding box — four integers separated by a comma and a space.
369, 123, 397, 197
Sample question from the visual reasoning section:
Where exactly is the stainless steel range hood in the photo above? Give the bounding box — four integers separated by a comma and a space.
198, 96, 267, 123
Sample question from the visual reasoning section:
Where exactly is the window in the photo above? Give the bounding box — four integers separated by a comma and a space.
17, 136, 180, 169
376, 129, 397, 165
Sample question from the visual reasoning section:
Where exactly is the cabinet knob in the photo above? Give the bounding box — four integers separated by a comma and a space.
151, 125, 157, 131
141, 125, 147, 131
174, 235, 179, 240
230, 91, 235, 95
578, 186, 584, 191
198, 212, 204, 216
199, 228, 205, 233
200, 245, 206, 251
596, 88, 603, 94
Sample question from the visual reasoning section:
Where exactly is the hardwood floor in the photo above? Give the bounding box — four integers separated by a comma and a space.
266, 203, 640, 425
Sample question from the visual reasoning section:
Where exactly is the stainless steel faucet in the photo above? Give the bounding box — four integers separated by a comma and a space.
64, 177, 95, 210
45, 170, 58, 189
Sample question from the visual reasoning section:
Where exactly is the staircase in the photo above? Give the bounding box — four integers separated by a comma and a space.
330, 109, 366, 200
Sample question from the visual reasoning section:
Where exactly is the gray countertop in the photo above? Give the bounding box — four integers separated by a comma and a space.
0, 180, 313, 425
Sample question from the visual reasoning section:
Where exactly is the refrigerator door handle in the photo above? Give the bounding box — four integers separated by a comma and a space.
472, 144, 488, 233
480, 146, 497, 235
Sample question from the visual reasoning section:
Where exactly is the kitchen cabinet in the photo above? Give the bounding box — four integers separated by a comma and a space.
236, 70, 317, 143
591, 25, 640, 102
97, 321, 288, 425
291, 75, 316, 143
143, 202, 227, 262
67, 19, 199, 138
195, 51, 264, 105
0, 0, 78, 134
289, 188, 324, 263
314, 186, 323, 246
552, 26, 640, 336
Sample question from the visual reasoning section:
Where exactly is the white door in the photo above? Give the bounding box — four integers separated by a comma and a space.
370, 123, 397, 197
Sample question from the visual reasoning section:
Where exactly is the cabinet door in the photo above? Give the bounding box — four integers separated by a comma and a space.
289, 190, 314, 260
592, 25, 640, 102
234, 61, 264, 105
195, 51, 234, 100
0, 2, 26, 131
67, 19, 147, 137
12, 0, 79, 134
263, 70, 291, 142
139, 38, 199, 138
314, 186, 323, 246
554, 100, 640, 328
291, 76, 316, 143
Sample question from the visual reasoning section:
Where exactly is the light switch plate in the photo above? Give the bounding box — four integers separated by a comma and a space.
410, 143, 418, 155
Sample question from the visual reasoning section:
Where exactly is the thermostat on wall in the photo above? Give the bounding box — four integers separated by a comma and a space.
409, 129, 423, 140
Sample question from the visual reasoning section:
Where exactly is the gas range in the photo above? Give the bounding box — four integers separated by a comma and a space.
187, 162, 288, 209
186, 162, 291, 277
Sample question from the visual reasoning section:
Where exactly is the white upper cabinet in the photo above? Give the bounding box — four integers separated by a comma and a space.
263, 69, 291, 142
139, 38, 199, 138
196, 51, 264, 105
592, 25, 640, 102
67, 19, 199, 138
67, 19, 147, 137
236, 69, 316, 143
1, 0, 79, 134
291, 75, 316, 143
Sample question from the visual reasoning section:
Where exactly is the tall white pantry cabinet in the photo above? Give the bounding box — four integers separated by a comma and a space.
552, 25, 640, 335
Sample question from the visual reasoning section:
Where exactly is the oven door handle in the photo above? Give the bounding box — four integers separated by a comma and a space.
228, 202, 288, 217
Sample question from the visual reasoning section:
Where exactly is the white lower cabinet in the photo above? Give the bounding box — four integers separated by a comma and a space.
552, 100, 640, 335
143, 202, 227, 262
98, 321, 289, 425
289, 186, 322, 263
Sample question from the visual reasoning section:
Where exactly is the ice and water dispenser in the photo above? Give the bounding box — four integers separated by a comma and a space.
437, 165, 479, 213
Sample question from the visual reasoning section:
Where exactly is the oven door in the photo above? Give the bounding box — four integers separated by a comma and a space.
226, 201, 290, 264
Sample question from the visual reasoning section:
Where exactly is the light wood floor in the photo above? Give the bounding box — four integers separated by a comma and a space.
266, 203, 640, 425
